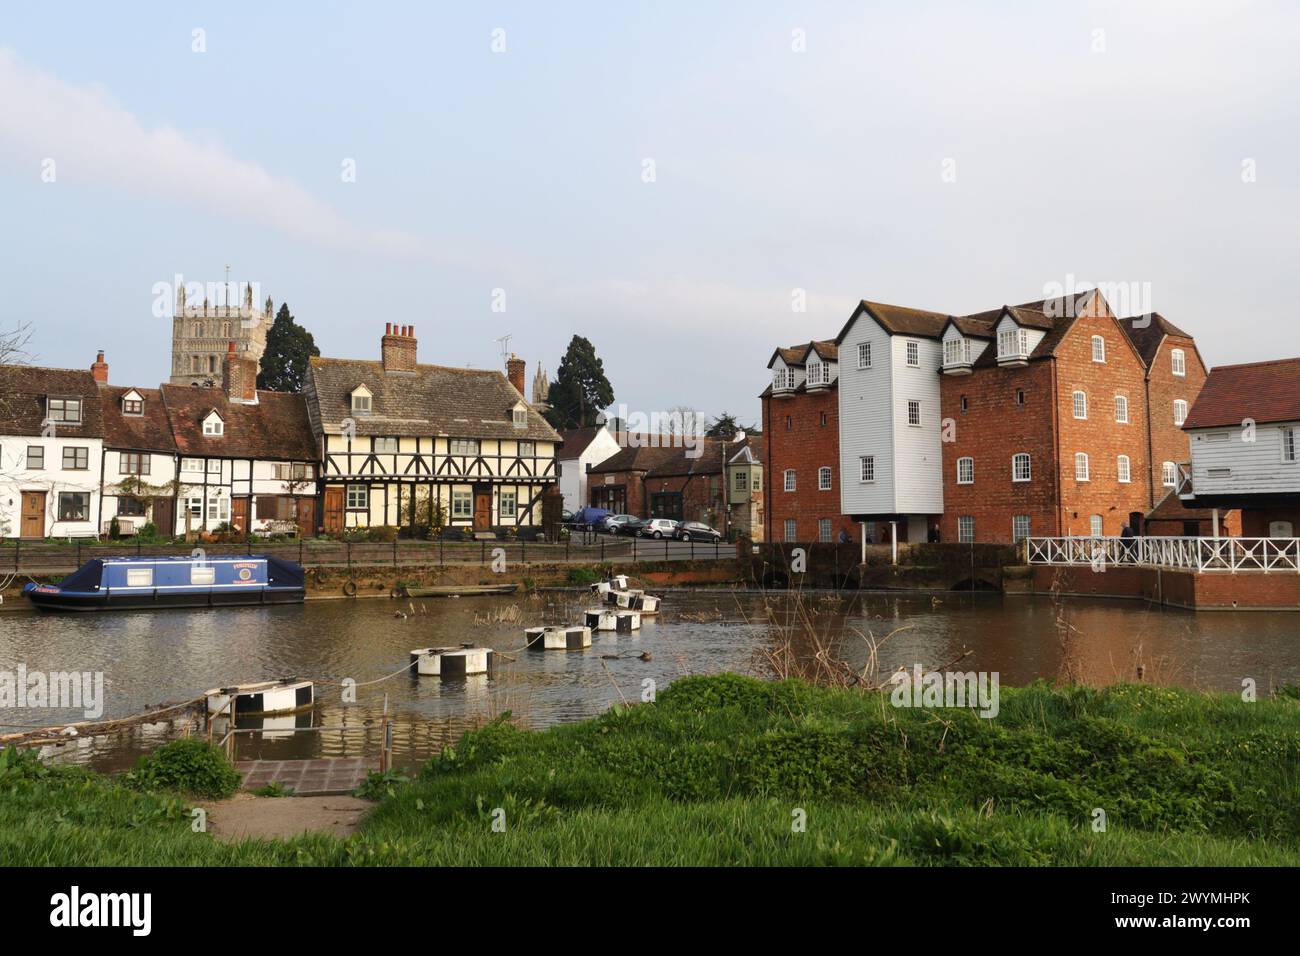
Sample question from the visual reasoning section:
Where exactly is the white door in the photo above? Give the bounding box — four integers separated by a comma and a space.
1268, 520, 1294, 538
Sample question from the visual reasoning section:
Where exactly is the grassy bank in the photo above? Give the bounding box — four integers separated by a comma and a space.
2, 675, 1298, 865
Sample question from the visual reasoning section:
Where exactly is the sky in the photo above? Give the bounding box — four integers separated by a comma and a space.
2, 1, 1298, 427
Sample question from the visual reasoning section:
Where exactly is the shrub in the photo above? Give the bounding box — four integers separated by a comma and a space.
126, 739, 242, 799
566, 566, 600, 586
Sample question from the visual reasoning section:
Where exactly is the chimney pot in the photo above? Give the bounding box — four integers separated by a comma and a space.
386, 322, 392, 335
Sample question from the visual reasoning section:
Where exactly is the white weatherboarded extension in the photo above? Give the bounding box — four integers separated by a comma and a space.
205, 678, 314, 717
525, 625, 592, 650
409, 646, 495, 676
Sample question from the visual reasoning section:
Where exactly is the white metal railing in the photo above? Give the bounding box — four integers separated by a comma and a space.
1025, 536, 1300, 573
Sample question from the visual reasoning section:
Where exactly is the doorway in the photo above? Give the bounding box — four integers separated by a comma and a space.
473, 489, 491, 531
20, 491, 46, 539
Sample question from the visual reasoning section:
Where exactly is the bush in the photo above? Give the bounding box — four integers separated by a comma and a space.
126, 739, 242, 799
366, 525, 398, 543
566, 566, 600, 586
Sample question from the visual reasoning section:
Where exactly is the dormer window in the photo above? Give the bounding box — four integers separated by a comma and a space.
46, 397, 82, 424
943, 337, 972, 373
121, 390, 144, 416
202, 411, 224, 436
806, 361, 831, 388
772, 367, 792, 391
997, 327, 1029, 364
512, 403, 528, 428
350, 386, 373, 416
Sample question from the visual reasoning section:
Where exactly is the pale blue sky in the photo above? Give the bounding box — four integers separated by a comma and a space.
2, 1, 1298, 424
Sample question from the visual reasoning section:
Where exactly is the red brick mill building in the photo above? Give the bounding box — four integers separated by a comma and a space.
759, 288, 1232, 545
761, 340, 858, 544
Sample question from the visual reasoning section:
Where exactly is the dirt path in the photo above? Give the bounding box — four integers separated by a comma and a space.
200, 792, 372, 842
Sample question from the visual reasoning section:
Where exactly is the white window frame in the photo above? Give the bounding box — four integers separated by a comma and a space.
956, 457, 974, 485
499, 489, 517, 518
818, 466, 832, 491
346, 484, 369, 510
958, 515, 975, 543
451, 490, 473, 518
203, 416, 224, 437
1012, 453, 1031, 483
818, 518, 832, 543
1173, 399, 1188, 426
1117, 455, 1131, 483
857, 342, 871, 369
1075, 452, 1090, 482
944, 337, 971, 367
373, 437, 398, 454
1089, 515, 1104, 537
905, 341, 920, 367
1162, 461, 1176, 487
783, 519, 797, 542
1012, 515, 1031, 542
907, 400, 921, 427
181, 458, 204, 473
1171, 348, 1186, 377
1072, 391, 1087, 420
450, 439, 481, 456
1114, 394, 1128, 424
783, 469, 796, 492
351, 393, 372, 415
1091, 335, 1106, 363
997, 327, 1028, 360
860, 456, 875, 482
1283, 426, 1297, 463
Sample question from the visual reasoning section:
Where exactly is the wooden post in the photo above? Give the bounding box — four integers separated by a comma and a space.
890, 521, 898, 566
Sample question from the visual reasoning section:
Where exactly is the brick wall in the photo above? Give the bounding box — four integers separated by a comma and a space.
1145, 334, 1206, 506
1241, 506, 1300, 537
762, 387, 856, 543
940, 360, 1058, 542
1053, 312, 1153, 537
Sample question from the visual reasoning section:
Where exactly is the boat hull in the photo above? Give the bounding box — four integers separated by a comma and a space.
23, 583, 305, 612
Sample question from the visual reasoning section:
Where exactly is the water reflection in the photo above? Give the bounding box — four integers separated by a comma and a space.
1, 589, 1296, 773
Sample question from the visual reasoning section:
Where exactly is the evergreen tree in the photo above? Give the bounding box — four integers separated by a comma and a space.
704, 412, 754, 440
257, 304, 319, 393
544, 335, 615, 430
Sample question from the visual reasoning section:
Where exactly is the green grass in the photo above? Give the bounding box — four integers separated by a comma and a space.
1, 675, 1298, 866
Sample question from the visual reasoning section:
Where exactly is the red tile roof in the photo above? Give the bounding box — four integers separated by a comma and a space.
161, 385, 318, 460
1182, 358, 1300, 429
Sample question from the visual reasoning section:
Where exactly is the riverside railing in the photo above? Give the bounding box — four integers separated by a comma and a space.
1025, 536, 1300, 573
2, 534, 730, 575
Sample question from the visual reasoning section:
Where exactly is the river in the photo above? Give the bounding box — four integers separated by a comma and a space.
1, 589, 1296, 773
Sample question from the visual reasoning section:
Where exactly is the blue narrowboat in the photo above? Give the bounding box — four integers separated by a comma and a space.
23, 555, 306, 612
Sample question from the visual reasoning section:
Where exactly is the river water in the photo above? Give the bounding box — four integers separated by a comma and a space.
1, 589, 1296, 773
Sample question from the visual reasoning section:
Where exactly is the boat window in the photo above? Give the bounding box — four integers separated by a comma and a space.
126, 568, 153, 587
191, 565, 216, 585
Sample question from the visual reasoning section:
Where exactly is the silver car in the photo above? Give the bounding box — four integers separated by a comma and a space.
640, 518, 680, 539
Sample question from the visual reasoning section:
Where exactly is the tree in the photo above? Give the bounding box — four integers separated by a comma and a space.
257, 304, 319, 393
544, 335, 615, 430
704, 412, 754, 440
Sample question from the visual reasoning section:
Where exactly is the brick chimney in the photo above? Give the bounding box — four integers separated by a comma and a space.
221, 341, 258, 402
382, 323, 418, 373
506, 354, 525, 394
90, 350, 109, 384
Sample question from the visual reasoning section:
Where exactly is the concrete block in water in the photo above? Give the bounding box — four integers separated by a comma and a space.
525, 625, 592, 650
584, 608, 618, 631
614, 610, 641, 632
633, 594, 660, 614
410, 646, 494, 676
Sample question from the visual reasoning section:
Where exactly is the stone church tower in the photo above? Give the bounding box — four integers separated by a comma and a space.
169, 283, 273, 386
531, 362, 550, 411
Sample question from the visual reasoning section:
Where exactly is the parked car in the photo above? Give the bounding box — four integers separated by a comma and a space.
675, 521, 722, 543
569, 506, 612, 531
621, 518, 652, 537
640, 518, 680, 539
602, 514, 641, 534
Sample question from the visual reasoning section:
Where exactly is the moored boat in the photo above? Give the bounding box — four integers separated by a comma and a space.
23, 555, 306, 612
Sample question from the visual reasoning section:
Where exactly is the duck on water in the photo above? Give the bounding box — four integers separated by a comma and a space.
23, 555, 306, 612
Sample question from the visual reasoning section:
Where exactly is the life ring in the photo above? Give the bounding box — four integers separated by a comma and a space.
342, 580, 358, 597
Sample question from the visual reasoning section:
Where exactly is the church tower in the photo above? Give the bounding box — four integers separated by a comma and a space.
169, 277, 273, 386
531, 362, 550, 411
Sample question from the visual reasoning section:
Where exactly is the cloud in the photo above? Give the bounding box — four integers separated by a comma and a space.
0, 48, 424, 256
